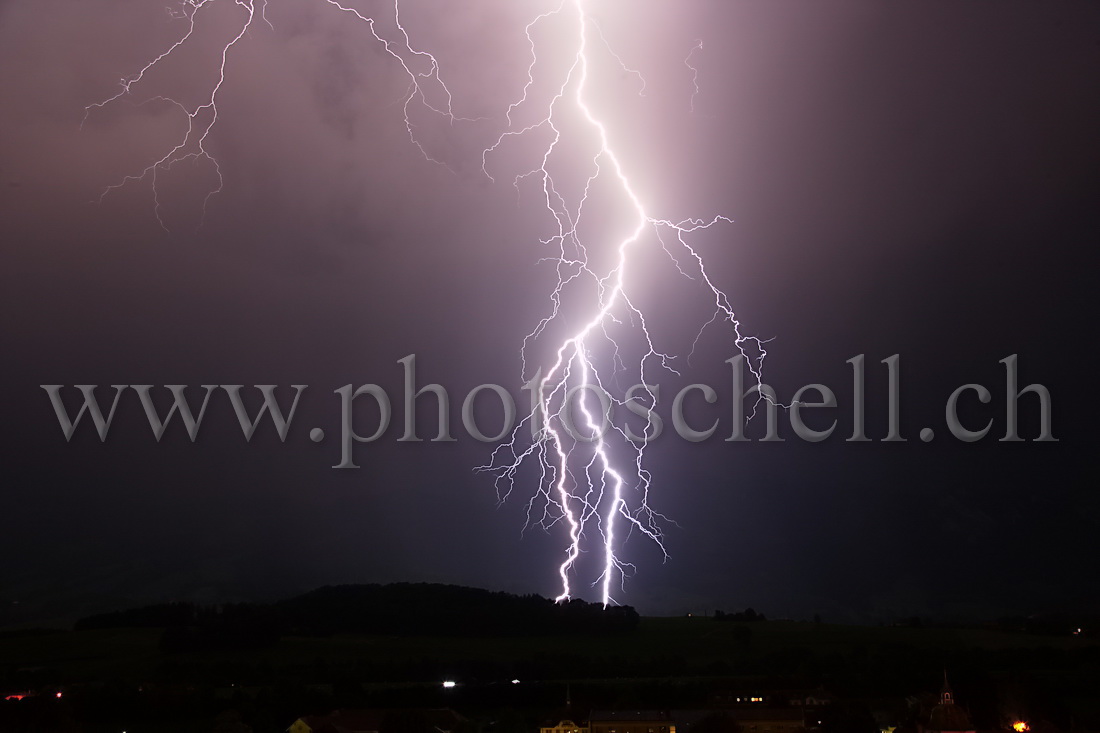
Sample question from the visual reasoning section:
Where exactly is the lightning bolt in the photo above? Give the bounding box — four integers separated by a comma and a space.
85, 0, 773, 606
685, 39, 704, 113
479, 1, 772, 605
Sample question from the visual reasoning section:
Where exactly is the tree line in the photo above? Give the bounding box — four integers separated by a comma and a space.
73, 583, 640, 652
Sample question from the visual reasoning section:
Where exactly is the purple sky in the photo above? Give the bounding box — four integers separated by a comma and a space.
1, 0, 1098, 622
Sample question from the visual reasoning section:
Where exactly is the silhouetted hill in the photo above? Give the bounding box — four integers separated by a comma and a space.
74, 602, 196, 631
71, 583, 639, 648
276, 583, 639, 636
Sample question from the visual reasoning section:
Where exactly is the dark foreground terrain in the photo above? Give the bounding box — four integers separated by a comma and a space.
2, 584, 1098, 732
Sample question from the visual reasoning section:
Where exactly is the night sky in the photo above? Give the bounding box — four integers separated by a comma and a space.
1, 0, 1097, 623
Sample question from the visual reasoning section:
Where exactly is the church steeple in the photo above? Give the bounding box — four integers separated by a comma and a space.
940, 670, 954, 706
929, 670, 973, 732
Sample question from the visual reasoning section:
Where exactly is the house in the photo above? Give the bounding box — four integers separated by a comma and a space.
726, 708, 806, 733
673, 708, 805, 733
288, 708, 467, 733
590, 710, 676, 733
540, 720, 590, 733
289, 710, 384, 733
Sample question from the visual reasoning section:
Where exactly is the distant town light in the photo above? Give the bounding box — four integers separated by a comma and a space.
442, 680, 456, 689
1013, 722, 1029, 732
512, 679, 521, 685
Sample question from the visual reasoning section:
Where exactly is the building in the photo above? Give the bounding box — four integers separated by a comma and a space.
289, 710, 384, 733
590, 710, 676, 733
711, 689, 832, 709
710, 692, 771, 707
727, 708, 806, 733
919, 678, 975, 733
541, 720, 590, 733
667, 708, 807, 733
288, 708, 466, 733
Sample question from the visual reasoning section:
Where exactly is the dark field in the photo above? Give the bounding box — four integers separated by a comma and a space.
4, 616, 1098, 692
3, 613, 1099, 732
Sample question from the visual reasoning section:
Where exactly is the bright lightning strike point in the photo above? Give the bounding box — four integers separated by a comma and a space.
481, 1, 771, 607
85, 0, 775, 608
